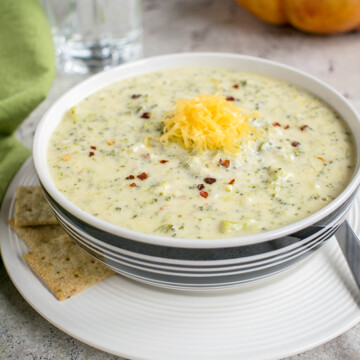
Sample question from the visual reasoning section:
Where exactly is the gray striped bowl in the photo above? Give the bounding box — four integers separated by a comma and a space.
33, 53, 360, 289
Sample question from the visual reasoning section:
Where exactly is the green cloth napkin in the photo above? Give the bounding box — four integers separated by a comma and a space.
0, 0, 55, 204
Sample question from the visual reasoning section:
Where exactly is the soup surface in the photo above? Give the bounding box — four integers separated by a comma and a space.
48, 68, 355, 239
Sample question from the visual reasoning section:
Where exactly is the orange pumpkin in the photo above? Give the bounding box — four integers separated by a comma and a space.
236, 0, 360, 34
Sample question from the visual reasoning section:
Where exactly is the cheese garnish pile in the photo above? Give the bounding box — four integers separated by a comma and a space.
159, 93, 261, 153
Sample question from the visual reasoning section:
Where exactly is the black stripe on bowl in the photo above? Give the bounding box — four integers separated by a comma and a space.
57, 211, 338, 274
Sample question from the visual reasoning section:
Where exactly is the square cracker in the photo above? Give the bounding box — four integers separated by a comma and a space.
8, 219, 65, 250
23, 234, 115, 300
14, 186, 58, 226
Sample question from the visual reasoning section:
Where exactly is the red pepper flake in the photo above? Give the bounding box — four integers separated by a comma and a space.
300, 125, 309, 131
197, 184, 205, 190
272, 122, 281, 127
204, 177, 216, 185
219, 159, 230, 168
140, 112, 151, 119
90, 145, 97, 150
232, 84, 239, 89
284, 125, 290, 129
131, 94, 141, 99
317, 157, 326, 162
199, 190, 208, 199
228, 179, 235, 185
129, 183, 136, 187
137, 172, 148, 180
126, 175, 135, 180
226, 96, 235, 101
291, 141, 300, 147
159, 160, 169, 164
89, 152, 95, 157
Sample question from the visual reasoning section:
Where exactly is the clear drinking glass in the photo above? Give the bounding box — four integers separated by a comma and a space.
41, 0, 143, 74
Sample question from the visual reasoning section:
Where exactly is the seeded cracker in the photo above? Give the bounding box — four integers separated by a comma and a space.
24, 234, 115, 301
14, 186, 58, 226
8, 219, 65, 249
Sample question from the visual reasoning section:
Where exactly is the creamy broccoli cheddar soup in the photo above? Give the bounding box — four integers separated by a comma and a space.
48, 68, 355, 239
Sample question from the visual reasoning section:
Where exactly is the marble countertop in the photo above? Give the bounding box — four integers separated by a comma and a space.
1, 0, 360, 358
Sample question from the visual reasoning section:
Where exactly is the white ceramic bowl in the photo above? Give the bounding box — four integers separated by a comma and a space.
33, 53, 360, 289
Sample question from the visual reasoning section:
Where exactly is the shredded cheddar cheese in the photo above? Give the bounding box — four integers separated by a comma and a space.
61, 153, 71, 161
158, 92, 261, 153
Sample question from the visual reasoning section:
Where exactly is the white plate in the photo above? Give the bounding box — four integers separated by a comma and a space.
1, 158, 360, 360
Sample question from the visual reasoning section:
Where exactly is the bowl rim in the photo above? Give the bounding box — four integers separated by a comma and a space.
33, 52, 360, 249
